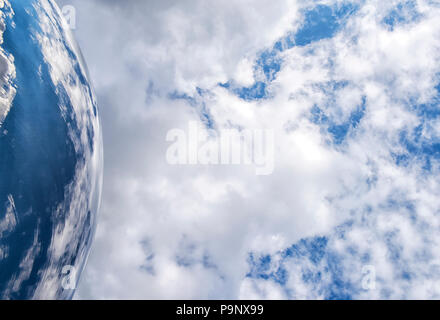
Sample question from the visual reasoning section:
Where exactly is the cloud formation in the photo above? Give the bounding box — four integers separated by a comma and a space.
55, 0, 440, 299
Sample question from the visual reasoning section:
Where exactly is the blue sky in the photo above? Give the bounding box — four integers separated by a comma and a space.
55, 0, 440, 299
241, 1, 440, 299
167, 1, 440, 299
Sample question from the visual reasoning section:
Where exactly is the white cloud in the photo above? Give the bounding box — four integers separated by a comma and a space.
53, 0, 440, 299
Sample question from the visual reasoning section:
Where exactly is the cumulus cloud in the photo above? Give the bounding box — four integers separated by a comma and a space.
55, 0, 440, 299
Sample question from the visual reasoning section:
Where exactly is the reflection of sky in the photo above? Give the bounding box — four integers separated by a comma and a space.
0, 0, 101, 299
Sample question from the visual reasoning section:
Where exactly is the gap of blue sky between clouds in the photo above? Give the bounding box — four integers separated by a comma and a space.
169, 1, 440, 299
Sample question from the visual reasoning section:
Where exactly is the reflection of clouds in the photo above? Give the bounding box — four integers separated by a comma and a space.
0, 195, 16, 266
0, 195, 18, 237
29, 0, 102, 300
4, 225, 41, 299
0, 0, 101, 299
0, 0, 16, 129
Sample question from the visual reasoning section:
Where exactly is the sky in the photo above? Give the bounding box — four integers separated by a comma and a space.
54, 0, 440, 299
